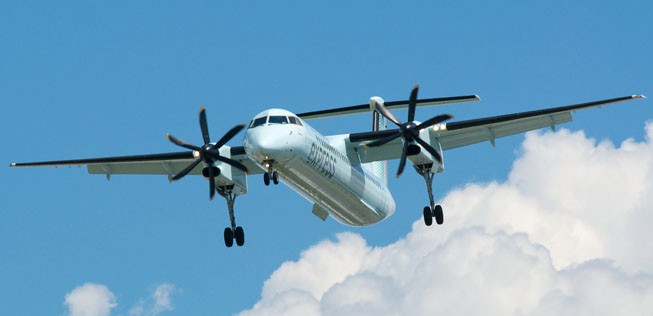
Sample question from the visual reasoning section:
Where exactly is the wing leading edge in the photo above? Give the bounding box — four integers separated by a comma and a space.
9, 147, 262, 177
350, 94, 646, 162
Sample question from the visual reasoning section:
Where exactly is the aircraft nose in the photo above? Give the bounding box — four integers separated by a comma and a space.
245, 127, 301, 163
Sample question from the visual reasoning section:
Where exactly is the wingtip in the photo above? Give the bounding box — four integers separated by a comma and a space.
633, 94, 647, 99
9, 162, 16, 167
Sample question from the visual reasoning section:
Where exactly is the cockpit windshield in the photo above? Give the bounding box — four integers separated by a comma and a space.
268, 116, 288, 124
249, 117, 267, 129
249, 115, 303, 129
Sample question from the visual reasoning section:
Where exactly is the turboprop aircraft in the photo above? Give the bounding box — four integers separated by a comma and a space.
10, 86, 646, 247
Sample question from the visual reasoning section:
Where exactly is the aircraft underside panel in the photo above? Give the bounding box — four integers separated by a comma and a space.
276, 155, 395, 227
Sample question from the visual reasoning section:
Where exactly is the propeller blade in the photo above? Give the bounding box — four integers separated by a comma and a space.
199, 107, 211, 145
396, 142, 409, 178
214, 124, 246, 148
407, 84, 419, 122
211, 154, 249, 173
208, 163, 216, 200
372, 99, 402, 126
416, 114, 453, 130
167, 133, 202, 151
414, 137, 443, 165
364, 133, 402, 148
171, 158, 202, 181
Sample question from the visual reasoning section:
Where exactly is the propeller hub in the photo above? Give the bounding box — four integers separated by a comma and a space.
400, 122, 419, 141
202, 144, 214, 154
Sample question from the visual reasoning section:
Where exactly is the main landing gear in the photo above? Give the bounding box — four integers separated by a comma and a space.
415, 163, 444, 226
217, 185, 245, 247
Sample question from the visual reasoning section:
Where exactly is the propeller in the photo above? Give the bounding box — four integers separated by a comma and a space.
366, 85, 453, 178
166, 107, 248, 200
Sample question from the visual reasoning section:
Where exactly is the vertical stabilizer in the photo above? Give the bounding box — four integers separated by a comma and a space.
368, 97, 388, 186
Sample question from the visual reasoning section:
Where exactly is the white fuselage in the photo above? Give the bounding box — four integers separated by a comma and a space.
243, 109, 396, 226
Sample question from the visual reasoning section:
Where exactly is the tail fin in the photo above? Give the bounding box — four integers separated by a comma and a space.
369, 96, 388, 186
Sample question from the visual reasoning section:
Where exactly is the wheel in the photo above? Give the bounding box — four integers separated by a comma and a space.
423, 206, 433, 226
224, 227, 234, 247
263, 172, 270, 186
434, 205, 444, 225
272, 171, 279, 185
234, 226, 245, 246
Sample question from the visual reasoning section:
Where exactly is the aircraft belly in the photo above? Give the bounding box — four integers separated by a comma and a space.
276, 157, 391, 226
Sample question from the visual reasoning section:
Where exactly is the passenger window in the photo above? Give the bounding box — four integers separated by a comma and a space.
249, 117, 267, 128
268, 116, 289, 124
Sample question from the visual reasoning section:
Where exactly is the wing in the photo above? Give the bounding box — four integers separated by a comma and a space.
437, 95, 645, 150
349, 95, 646, 162
9, 147, 263, 178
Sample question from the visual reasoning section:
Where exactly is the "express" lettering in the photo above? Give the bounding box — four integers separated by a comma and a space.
307, 142, 336, 178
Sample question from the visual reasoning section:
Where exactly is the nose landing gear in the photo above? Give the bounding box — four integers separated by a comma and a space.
262, 160, 279, 186
263, 171, 279, 186
416, 163, 444, 226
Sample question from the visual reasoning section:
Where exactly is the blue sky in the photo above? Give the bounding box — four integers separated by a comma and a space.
1, 1, 651, 315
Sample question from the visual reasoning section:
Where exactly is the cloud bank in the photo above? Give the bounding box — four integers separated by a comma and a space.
240, 123, 653, 316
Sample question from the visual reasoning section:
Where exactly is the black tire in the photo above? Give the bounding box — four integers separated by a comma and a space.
434, 205, 444, 225
235, 226, 245, 246
263, 173, 270, 186
423, 206, 433, 226
224, 227, 234, 248
272, 171, 279, 185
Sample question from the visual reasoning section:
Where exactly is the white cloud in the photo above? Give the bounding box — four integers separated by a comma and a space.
64, 283, 117, 316
64, 283, 178, 316
240, 122, 653, 316
129, 283, 179, 316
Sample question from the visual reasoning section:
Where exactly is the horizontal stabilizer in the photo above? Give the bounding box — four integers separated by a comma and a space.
297, 95, 480, 120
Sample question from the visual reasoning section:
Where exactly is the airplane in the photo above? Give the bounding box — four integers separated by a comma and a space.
10, 86, 646, 247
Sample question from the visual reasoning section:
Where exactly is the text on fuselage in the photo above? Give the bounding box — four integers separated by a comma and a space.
307, 139, 337, 178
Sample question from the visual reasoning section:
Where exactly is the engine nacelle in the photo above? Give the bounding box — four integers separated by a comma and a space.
406, 128, 445, 173
202, 166, 221, 178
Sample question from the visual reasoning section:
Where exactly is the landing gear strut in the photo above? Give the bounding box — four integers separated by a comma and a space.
217, 185, 245, 247
415, 163, 444, 226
